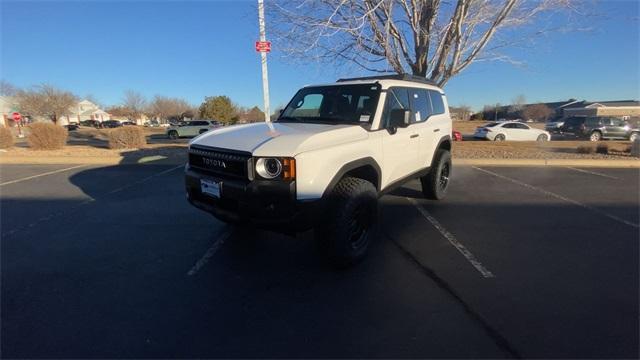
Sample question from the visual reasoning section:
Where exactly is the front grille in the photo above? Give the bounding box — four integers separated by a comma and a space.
189, 145, 251, 179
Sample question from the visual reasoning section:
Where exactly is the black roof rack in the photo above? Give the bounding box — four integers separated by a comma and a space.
336, 74, 437, 86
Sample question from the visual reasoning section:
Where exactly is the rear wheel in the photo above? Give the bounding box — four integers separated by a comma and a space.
168, 130, 178, 139
315, 177, 378, 267
590, 131, 602, 142
421, 149, 452, 200
536, 134, 548, 142
494, 134, 506, 141
629, 132, 639, 142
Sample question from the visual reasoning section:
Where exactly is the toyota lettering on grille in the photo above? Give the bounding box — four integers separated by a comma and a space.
202, 157, 226, 169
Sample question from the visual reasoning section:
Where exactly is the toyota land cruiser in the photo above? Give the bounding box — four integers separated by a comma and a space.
185, 74, 453, 266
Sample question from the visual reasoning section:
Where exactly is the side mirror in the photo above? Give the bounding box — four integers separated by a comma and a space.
389, 109, 411, 130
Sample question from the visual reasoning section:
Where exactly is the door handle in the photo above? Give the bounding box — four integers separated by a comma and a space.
410, 134, 419, 138
433, 128, 440, 133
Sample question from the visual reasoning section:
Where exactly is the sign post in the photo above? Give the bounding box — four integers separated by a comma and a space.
257, 0, 271, 123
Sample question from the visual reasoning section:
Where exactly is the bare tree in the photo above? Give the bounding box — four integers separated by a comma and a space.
0, 80, 18, 96
148, 95, 192, 122
270, 0, 580, 86
122, 90, 147, 120
16, 84, 78, 124
509, 94, 526, 117
450, 104, 472, 120
522, 103, 552, 122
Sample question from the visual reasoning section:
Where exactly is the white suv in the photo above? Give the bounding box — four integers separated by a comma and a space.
167, 120, 219, 139
185, 75, 453, 265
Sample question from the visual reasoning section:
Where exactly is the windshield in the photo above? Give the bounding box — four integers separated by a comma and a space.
279, 84, 381, 125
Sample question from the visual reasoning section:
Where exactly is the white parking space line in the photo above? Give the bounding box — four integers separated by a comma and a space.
406, 197, 495, 278
0, 165, 86, 186
473, 166, 639, 229
566, 167, 620, 180
187, 228, 232, 276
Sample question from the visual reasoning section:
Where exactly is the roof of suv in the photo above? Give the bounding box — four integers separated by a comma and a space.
306, 74, 444, 92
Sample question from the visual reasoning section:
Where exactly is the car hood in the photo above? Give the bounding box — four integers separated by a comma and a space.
190, 122, 368, 156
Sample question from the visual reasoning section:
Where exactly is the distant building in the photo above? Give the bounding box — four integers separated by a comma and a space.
562, 100, 640, 119
0, 96, 18, 126
60, 100, 111, 125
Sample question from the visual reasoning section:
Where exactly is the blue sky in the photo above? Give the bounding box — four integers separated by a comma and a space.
1, 0, 638, 111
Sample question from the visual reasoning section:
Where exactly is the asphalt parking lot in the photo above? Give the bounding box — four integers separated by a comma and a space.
1, 163, 638, 358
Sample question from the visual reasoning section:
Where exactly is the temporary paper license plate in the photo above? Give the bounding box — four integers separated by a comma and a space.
200, 179, 221, 198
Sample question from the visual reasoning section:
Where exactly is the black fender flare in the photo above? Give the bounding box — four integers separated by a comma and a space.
429, 135, 452, 167
322, 157, 381, 198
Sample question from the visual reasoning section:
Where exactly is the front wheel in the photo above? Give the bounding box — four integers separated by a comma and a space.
629, 132, 639, 142
537, 134, 548, 142
316, 177, 378, 267
590, 131, 602, 142
168, 130, 178, 140
421, 149, 452, 200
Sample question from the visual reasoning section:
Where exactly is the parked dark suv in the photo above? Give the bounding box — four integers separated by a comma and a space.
560, 116, 639, 142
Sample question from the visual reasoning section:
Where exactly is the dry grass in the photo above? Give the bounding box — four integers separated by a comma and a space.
576, 145, 595, 154
27, 123, 68, 150
107, 126, 147, 149
0, 126, 14, 149
595, 143, 609, 154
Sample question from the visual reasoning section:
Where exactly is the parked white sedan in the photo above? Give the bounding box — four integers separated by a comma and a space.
474, 121, 551, 141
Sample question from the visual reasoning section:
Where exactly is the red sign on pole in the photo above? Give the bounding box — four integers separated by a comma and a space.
12, 112, 21, 121
255, 41, 271, 53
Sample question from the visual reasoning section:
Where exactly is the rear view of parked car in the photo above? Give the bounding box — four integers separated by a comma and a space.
474, 121, 550, 141
560, 116, 639, 141
102, 120, 123, 128
167, 120, 219, 139
545, 119, 565, 133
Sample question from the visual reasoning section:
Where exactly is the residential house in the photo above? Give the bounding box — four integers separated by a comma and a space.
60, 100, 111, 125
562, 100, 640, 119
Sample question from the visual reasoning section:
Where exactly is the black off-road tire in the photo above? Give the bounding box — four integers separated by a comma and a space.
421, 149, 452, 200
315, 177, 378, 267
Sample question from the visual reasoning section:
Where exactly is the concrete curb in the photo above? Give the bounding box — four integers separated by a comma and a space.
455, 158, 640, 168
0, 155, 184, 165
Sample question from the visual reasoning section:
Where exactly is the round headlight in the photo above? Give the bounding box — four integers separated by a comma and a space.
256, 158, 282, 179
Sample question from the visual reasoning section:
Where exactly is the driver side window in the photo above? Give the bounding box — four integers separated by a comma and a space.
290, 94, 322, 117
381, 87, 410, 128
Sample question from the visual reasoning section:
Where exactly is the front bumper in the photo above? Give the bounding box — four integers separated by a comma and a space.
185, 165, 321, 232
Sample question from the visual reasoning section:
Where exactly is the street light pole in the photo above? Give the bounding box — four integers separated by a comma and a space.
257, 0, 271, 123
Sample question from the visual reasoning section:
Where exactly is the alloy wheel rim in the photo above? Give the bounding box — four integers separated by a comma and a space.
348, 204, 370, 250
439, 162, 450, 191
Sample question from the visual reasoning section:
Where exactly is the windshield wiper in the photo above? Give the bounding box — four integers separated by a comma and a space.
277, 116, 301, 122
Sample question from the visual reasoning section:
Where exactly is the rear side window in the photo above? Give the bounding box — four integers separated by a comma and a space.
610, 118, 624, 126
409, 88, 431, 122
565, 117, 584, 126
428, 90, 445, 115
